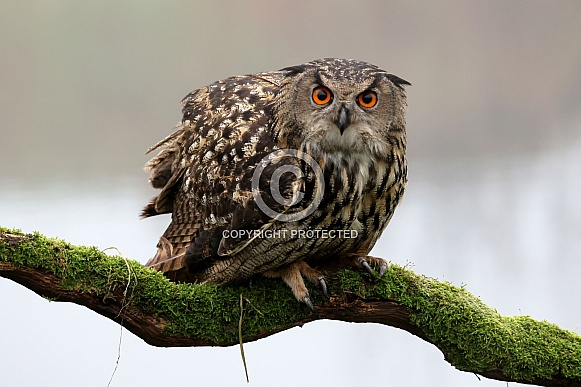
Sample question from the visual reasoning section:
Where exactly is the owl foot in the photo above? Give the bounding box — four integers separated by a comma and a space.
264, 260, 327, 310
348, 254, 388, 279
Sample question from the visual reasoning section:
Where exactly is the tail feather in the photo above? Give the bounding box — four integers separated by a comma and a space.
145, 236, 196, 282
144, 221, 202, 282
145, 236, 176, 268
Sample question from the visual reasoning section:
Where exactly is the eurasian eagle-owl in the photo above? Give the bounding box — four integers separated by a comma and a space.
143, 58, 410, 308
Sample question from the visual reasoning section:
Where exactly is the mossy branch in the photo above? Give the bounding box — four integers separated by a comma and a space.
1, 228, 580, 386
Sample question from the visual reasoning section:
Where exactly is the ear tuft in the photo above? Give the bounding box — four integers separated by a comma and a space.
385, 74, 411, 89
280, 65, 307, 75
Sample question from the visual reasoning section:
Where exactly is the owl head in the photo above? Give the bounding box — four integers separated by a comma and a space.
273, 58, 410, 160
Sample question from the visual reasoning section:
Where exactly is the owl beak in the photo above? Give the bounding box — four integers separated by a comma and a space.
336, 105, 351, 134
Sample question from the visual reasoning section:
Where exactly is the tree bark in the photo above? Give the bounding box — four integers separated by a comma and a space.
1, 228, 580, 386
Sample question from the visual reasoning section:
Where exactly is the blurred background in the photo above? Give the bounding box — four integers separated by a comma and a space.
1, 1, 580, 386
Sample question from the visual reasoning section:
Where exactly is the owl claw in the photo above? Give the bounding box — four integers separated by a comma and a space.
357, 256, 374, 277
264, 261, 325, 310
352, 255, 389, 279
318, 275, 328, 296
377, 260, 387, 278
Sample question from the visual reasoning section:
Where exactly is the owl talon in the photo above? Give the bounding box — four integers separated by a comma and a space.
350, 255, 389, 279
358, 256, 375, 277
377, 260, 387, 278
318, 275, 328, 296
264, 260, 325, 309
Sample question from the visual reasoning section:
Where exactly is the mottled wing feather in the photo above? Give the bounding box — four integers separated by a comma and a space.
213, 153, 310, 256
145, 71, 303, 278
142, 122, 196, 216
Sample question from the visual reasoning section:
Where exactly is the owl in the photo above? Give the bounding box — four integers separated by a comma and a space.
143, 58, 410, 309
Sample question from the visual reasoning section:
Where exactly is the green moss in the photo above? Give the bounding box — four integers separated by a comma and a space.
2, 226, 580, 382
0, 227, 312, 344
332, 265, 581, 381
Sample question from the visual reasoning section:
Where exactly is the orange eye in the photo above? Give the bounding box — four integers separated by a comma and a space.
357, 91, 378, 108
312, 86, 333, 105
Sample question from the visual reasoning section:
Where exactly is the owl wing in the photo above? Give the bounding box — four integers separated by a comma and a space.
144, 71, 305, 278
